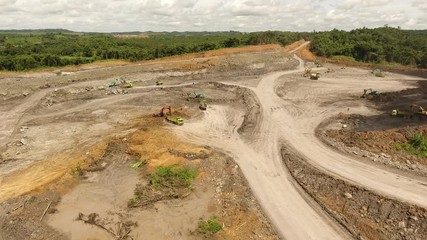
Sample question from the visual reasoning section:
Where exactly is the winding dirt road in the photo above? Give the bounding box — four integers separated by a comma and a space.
173, 54, 427, 239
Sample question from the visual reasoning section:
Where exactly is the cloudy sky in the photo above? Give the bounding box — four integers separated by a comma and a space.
0, 0, 425, 32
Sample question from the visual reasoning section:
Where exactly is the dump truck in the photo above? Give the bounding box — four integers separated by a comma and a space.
310, 72, 320, 80
156, 80, 164, 85
166, 116, 184, 125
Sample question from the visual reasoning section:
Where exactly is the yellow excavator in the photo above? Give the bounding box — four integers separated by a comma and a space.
411, 104, 427, 116
152, 106, 171, 117
391, 104, 427, 119
152, 106, 184, 125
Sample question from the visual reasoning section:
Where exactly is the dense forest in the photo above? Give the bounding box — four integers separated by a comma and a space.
0, 27, 426, 71
310, 27, 427, 68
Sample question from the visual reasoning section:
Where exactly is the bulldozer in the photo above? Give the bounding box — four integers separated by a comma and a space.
310, 72, 320, 80
186, 92, 205, 101
199, 99, 207, 110
153, 106, 171, 117
361, 89, 380, 98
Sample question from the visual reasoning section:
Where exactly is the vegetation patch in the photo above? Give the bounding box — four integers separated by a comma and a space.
128, 165, 197, 208
70, 162, 83, 176
198, 216, 222, 235
396, 133, 427, 157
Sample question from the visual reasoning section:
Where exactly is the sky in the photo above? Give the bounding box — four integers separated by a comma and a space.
0, 0, 425, 32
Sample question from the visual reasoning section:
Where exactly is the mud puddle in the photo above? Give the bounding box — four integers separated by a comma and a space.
47, 143, 139, 240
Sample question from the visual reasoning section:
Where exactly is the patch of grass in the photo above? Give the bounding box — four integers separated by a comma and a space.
128, 164, 197, 208
198, 216, 222, 234
70, 162, 83, 176
331, 55, 356, 62
150, 164, 197, 188
396, 133, 427, 157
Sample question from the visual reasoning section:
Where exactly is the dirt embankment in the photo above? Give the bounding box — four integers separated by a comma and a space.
282, 146, 427, 240
323, 119, 427, 174
236, 87, 261, 136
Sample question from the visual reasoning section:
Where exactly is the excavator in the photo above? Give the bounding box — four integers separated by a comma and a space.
391, 104, 427, 119
361, 89, 380, 98
187, 92, 205, 101
152, 106, 184, 125
152, 106, 171, 117
411, 104, 427, 117
166, 116, 184, 125
303, 67, 311, 77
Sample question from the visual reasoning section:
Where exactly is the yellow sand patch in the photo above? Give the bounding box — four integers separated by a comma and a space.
142, 44, 282, 64
128, 125, 208, 171
0, 142, 108, 202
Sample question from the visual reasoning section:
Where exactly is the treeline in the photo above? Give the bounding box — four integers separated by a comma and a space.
309, 27, 427, 68
0, 31, 306, 71
1, 27, 426, 71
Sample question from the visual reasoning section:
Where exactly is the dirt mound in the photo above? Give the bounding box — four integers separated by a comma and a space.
295, 42, 317, 61
324, 122, 427, 168
145, 44, 283, 64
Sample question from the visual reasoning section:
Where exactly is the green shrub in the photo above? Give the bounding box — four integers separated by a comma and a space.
150, 165, 197, 188
396, 133, 427, 157
198, 216, 222, 234
70, 162, 83, 176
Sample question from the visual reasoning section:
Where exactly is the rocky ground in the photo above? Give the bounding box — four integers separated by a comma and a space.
282, 146, 427, 240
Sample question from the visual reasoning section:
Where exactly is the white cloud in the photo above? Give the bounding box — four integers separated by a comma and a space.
0, 0, 424, 31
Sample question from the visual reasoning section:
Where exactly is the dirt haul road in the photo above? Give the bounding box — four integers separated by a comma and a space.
174, 54, 427, 239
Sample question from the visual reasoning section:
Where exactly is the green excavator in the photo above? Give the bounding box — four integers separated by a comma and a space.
361, 89, 380, 99
187, 92, 205, 101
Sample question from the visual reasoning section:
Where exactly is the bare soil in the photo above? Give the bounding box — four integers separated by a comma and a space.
0, 46, 290, 240
1, 42, 427, 240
